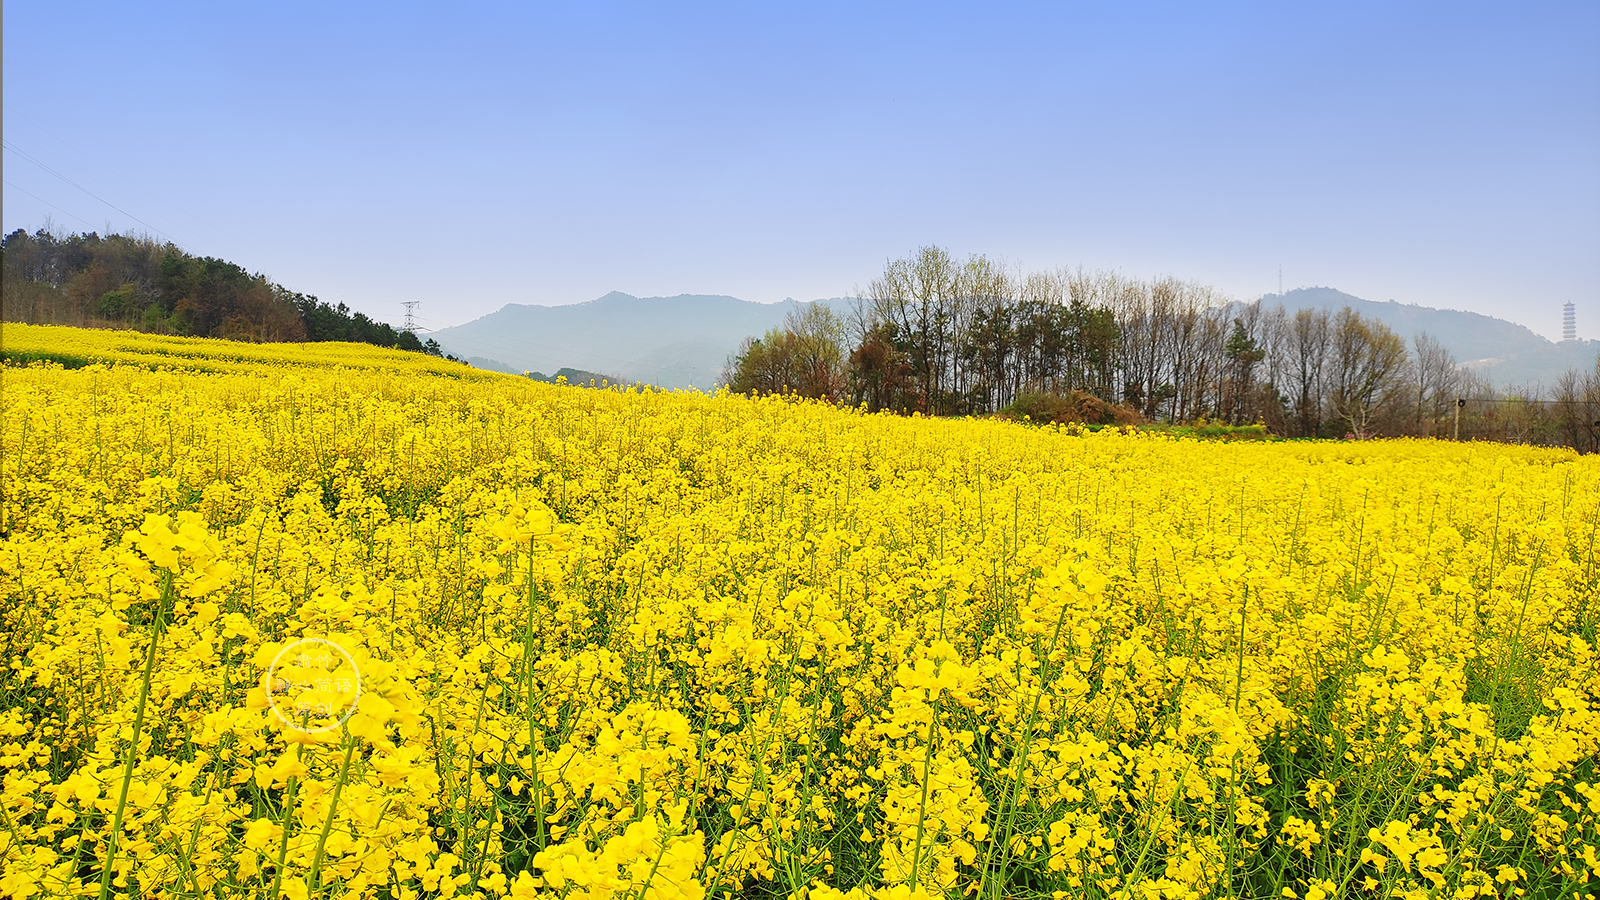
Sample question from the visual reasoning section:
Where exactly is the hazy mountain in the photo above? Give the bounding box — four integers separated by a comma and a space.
1256, 288, 1596, 390
435, 287, 1594, 393
463, 356, 520, 374
430, 292, 853, 389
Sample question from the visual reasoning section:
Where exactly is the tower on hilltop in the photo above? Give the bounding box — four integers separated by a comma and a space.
1563, 302, 1576, 343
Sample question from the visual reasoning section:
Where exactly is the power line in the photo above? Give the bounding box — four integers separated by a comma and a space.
5, 138, 341, 328
4, 111, 250, 249
409, 322, 715, 382
1, 179, 100, 232
416, 326, 645, 367
406, 311, 755, 376
3, 140, 190, 251
405, 316, 649, 365
1459, 397, 1575, 405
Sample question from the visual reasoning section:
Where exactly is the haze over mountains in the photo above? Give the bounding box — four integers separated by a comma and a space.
428, 292, 851, 388
1259, 288, 1596, 389
431, 288, 1595, 392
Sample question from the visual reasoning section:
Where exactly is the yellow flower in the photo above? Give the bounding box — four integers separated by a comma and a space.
132, 514, 182, 571
243, 818, 277, 851
6, 323, 1599, 899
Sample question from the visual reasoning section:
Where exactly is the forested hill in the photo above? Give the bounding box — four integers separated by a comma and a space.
1, 228, 445, 356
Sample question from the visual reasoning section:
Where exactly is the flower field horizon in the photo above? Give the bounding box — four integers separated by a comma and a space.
2, 324, 1598, 900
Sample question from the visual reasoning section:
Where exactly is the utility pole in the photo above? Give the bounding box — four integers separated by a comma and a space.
401, 301, 420, 333
1453, 397, 1463, 441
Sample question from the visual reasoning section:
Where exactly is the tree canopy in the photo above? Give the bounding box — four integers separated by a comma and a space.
722, 245, 1600, 450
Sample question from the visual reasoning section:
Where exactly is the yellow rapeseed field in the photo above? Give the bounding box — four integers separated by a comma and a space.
2, 323, 1598, 900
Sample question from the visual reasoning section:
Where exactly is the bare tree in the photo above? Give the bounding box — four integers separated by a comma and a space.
1256, 305, 1291, 432
1411, 332, 1460, 437
956, 254, 1012, 410
1285, 308, 1331, 437
1328, 308, 1408, 437
1553, 359, 1600, 453
864, 247, 961, 412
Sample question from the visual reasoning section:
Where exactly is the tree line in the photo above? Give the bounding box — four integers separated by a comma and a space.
725, 246, 1600, 451
1, 227, 450, 357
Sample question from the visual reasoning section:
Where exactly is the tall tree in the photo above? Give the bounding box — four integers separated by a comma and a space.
1286, 308, 1331, 437
848, 322, 912, 412
1328, 308, 1408, 437
723, 304, 846, 400
1410, 332, 1460, 437
1224, 310, 1267, 424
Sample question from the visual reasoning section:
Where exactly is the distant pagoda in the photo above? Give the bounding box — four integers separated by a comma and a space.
1562, 302, 1576, 343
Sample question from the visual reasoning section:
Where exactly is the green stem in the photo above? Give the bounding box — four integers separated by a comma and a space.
908, 693, 942, 889
984, 601, 1073, 900
97, 571, 169, 900
0, 800, 32, 874
309, 733, 359, 892
1235, 584, 1249, 712
523, 536, 548, 848
267, 743, 306, 900
181, 733, 235, 897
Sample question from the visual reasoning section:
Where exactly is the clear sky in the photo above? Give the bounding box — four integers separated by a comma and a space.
4, 1, 1597, 341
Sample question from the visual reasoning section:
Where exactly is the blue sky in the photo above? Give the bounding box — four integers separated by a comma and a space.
4, 1, 1597, 340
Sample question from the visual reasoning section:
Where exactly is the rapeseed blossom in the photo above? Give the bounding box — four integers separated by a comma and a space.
1, 323, 1598, 899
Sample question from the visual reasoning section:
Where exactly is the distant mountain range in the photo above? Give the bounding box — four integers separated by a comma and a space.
1256, 288, 1596, 389
430, 292, 852, 389
432, 288, 1595, 391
